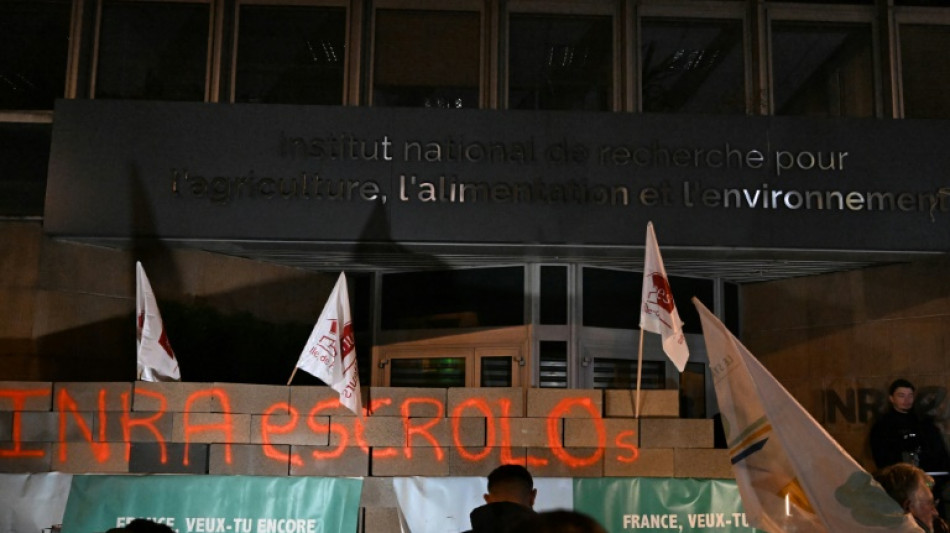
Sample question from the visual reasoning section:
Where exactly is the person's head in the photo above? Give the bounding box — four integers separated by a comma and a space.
518, 510, 608, 533
106, 519, 176, 533
888, 379, 916, 413
485, 464, 536, 508
876, 463, 938, 528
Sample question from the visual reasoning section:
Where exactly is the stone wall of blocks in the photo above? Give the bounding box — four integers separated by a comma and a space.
0, 381, 732, 532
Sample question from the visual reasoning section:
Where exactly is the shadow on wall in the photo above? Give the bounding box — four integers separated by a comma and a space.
32, 300, 333, 385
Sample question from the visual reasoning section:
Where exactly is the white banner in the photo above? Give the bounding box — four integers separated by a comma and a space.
392, 476, 573, 533
0, 472, 72, 533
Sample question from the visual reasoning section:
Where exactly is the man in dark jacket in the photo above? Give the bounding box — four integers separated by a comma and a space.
870, 379, 950, 473
465, 464, 537, 533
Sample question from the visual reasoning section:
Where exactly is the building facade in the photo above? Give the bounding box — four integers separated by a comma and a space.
2, 0, 950, 472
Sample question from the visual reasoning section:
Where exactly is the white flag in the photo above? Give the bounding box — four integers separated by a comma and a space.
136, 262, 180, 382
295, 273, 362, 416
693, 298, 921, 533
639, 222, 689, 372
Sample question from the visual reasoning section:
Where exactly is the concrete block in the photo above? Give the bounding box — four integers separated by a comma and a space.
371, 446, 449, 476
128, 442, 209, 474
448, 447, 523, 477
290, 445, 368, 476
526, 447, 603, 477
449, 417, 486, 448
99, 411, 175, 443
290, 386, 358, 417
52, 442, 129, 473
208, 382, 290, 414
640, 418, 713, 449
250, 413, 329, 446
526, 389, 602, 418
0, 442, 51, 472
172, 412, 251, 444
333, 416, 404, 448
564, 418, 639, 448
359, 476, 397, 508
604, 389, 679, 418
11, 411, 85, 442
504, 418, 560, 448
447, 387, 525, 417
209, 443, 290, 476
370, 388, 447, 418
604, 448, 674, 477
674, 448, 733, 479
133, 381, 217, 413
364, 416, 486, 450
53, 382, 132, 412
362, 508, 401, 533
0, 382, 53, 411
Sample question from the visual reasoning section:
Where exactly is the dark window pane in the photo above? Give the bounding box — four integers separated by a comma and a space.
592, 358, 663, 390
96, 1, 210, 101
0, 123, 51, 216
724, 281, 739, 336
352, 273, 373, 387
391, 357, 465, 387
235, 5, 345, 105
508, 14, 612, 111
583, 268, 638, 329
771, 21, 874, 118
540, 265, 568, 325
480, 356, 513, 387
373, 10, 480, 108
539, 341, 568, 388
0, 0, 71, 110
583, 268, 711, 333
680, 361, 706, 418
900, 25, 950, 119
641, 18, 745, 114
381, 267, 524, 330
668, 275, 713, 335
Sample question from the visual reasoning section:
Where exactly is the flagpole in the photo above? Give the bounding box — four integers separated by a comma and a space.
635, 327, 645, 418
286, 366, 298, 386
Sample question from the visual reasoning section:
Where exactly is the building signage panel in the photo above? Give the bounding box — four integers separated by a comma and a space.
45, 100, 950, 252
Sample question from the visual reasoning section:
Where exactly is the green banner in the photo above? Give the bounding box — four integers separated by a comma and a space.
574, 478, 762, 532
61, 475, 362, 533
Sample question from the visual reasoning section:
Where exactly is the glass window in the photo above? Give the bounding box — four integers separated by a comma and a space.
539, 340, 568, 388
592, 358, 663, 390
583, 268, 639, 329
583, 268, 712, 334
668, 275, 713, 335
0, 0, 71, 110
373, 9, 480, 108
680, 361, 706, 418
390, 357, 466, 387
899, 25, 950, 119
0, 123, 51, 216
640, 18, 746, 114
95, 1, 210, 101
381, 267, 524, 330
480, 356, 513, 387
234, 5, 346, 105
508, 14, 612, 111
770, 21, 874, 118
540, 265, 568, 325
